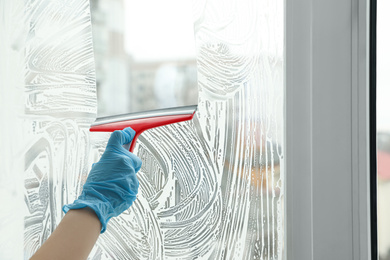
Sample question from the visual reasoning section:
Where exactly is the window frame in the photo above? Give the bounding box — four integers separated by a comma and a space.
285, 0, 374, 259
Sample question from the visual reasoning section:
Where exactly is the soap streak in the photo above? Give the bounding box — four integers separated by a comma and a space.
23, 0, 96, 258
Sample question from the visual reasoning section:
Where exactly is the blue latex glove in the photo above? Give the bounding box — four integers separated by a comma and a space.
63, 127, 142, 233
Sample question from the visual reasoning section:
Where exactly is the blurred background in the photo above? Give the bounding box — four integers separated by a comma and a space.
89, 0, 198, 117
377, 0, 390, 259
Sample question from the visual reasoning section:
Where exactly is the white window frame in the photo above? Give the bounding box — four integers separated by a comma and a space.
285, 0, 373, 259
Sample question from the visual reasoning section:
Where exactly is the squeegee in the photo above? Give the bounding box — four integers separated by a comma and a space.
90, 105, 197, 152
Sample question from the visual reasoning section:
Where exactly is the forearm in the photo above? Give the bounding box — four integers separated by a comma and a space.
31, 208, 101, 260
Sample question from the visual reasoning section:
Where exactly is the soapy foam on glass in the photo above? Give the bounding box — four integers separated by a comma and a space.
21, 0, 285, 259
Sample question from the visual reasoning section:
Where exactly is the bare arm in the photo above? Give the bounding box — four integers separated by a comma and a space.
30, 208, 101, 260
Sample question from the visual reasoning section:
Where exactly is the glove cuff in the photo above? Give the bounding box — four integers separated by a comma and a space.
62, 199, 114, 233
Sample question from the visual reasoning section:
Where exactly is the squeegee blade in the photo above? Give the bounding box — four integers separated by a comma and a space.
92, 105, 197, 127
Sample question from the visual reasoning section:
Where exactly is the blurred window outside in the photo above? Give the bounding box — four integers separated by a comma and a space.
90, 0, 198, 117
377, 0, 390, 259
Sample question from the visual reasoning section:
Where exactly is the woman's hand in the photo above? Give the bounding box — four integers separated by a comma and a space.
63, 127, 142, 233
31, 127, 142, 260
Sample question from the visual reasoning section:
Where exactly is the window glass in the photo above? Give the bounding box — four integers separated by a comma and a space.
377, 0, 390, 259
90, 0, 198, 117
18, 0, 285, 259
90, 0, 285, 259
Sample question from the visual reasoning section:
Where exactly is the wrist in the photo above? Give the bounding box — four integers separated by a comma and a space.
63, 200, 114, 233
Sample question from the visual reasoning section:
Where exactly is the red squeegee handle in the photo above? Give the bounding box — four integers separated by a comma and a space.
90, 113, 195, 153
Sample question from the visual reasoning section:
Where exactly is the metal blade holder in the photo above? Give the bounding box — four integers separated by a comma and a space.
90, 105, 197, 152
